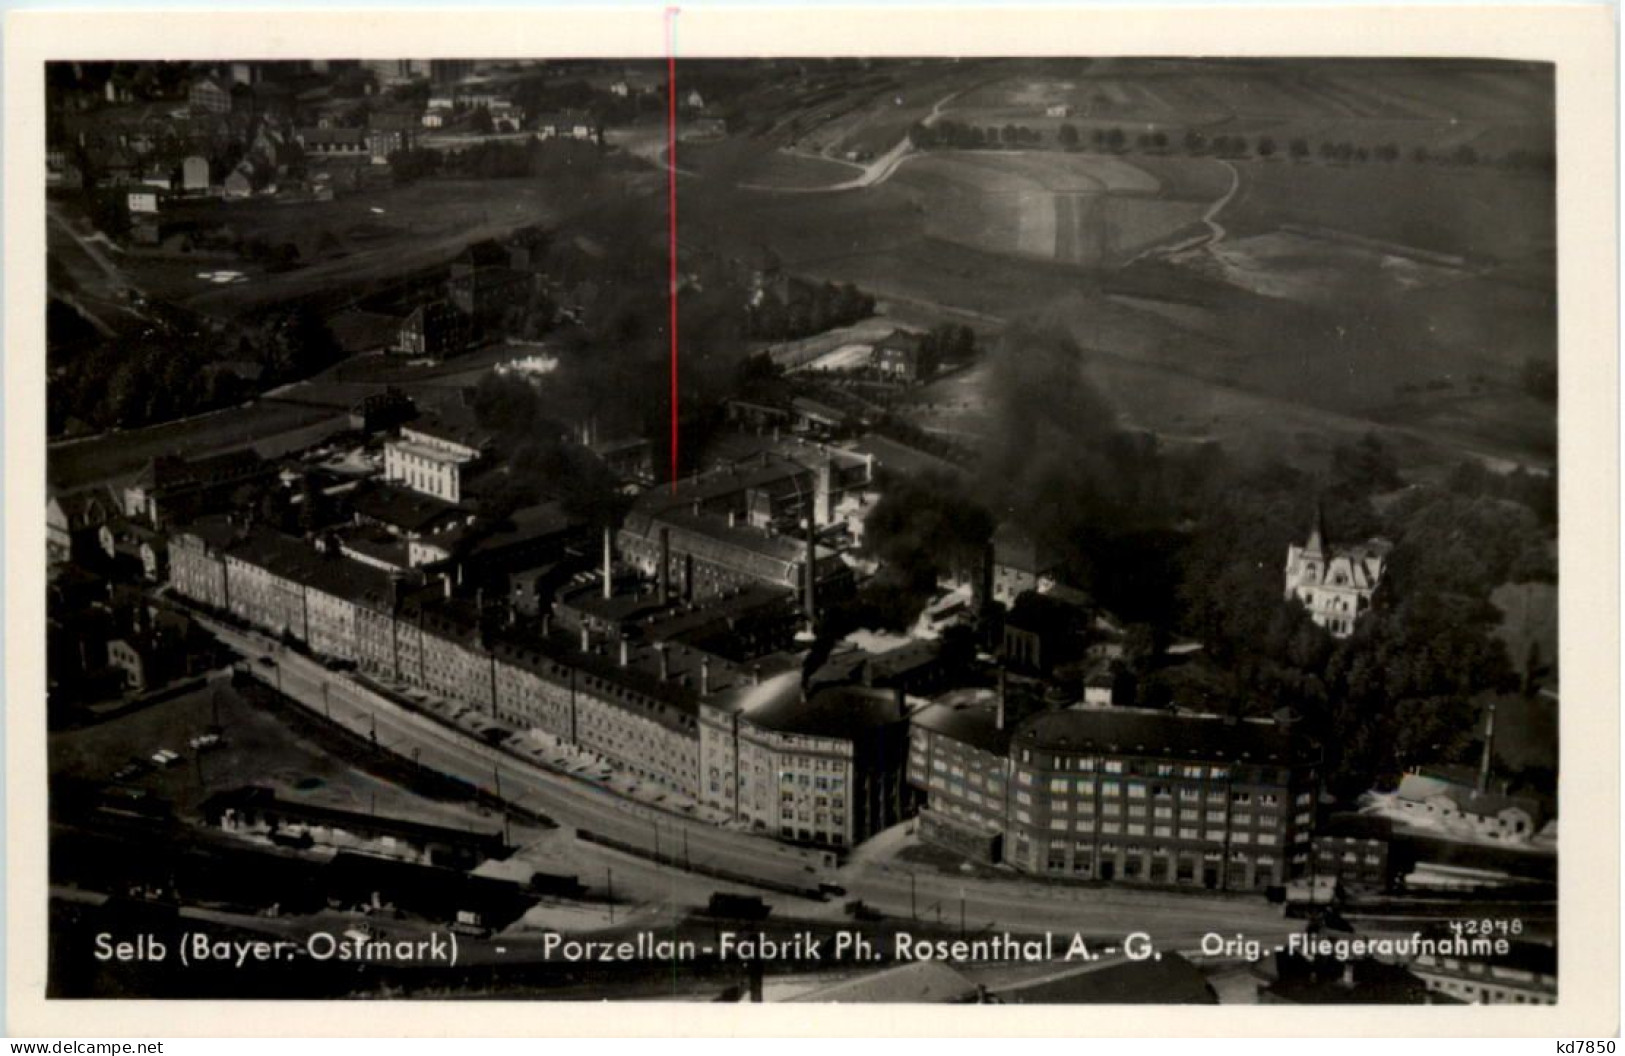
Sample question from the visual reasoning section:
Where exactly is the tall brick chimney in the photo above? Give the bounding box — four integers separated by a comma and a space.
658, 525, 671, 605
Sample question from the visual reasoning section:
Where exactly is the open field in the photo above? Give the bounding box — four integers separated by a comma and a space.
673, 57, 1553, 476
677, 139, 861, 189
104, 178, 583, 318
1217, 159, 1554, 272
48, 399, 347, 493
943, 58, 1553, 156
46, 338, 544, 493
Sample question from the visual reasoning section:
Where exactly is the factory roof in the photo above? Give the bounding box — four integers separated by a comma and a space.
1015, 707, 1310, 766
910, 690, 1015, 757
710, 669, 906, 740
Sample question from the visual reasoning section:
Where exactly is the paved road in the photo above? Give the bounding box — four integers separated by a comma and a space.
205, 619, 833, 898
198, 618, 1359, 951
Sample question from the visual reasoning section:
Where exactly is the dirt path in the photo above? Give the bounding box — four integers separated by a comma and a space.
1126, 158, 1241, 264
1196, 159, 1242, 246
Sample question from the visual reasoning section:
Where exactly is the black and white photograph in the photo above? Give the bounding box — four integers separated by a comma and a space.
7, 4, 1617, 1038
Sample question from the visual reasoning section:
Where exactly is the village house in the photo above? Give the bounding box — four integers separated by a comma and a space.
188, 75, 233, 115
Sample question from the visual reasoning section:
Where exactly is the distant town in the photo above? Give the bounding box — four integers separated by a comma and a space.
46, 57, 1557, 1004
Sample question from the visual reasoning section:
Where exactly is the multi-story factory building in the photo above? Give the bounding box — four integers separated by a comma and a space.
909, 701, 1319, 889
701, 669, 914, 849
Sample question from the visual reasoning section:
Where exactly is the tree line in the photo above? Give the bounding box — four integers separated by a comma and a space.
909, 118, 1555, 175
48, 302, 340, 437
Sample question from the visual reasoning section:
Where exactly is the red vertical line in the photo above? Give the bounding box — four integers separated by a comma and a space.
666, 7, 681, 491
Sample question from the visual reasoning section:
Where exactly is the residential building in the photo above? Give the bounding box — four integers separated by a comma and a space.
48, 489, 116, 565
181, 155, 210, 192
366, 108, 421, 162
871, 329, 935, 383
1283, 511, 1392, 637
188, 75, 233, 114
168, 517, 238, 612
363, 60, 430, 87
533, 113, 602, 141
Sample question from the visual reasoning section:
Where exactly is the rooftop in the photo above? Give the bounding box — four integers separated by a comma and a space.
911, 690, 1015, 757
1015, 708, 1310, 766
224, 529, 397, 610
350, 481, 469, 533
491, 629, 751, 733
710, 669, 906, 740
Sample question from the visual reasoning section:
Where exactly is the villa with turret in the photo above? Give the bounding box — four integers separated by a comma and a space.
1283, 512, 1392, 638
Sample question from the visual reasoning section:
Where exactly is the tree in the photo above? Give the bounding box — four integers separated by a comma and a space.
1330, 432, 1402, 494
1289, 138, 1310, 160
256, 304, 340, 382
470, 106, 494, 135
1057, 123, 1079, 148
1256, 136, 1276, 158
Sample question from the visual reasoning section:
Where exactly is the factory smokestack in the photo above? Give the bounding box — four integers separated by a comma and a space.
602, 526, 614, 600
996, 666, 1007, 730
657, 644, 670, 682
700, 657, 711, 695
658, 526, 671, 605
802, 509, 817, 624
1478, 700, 1497, 794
